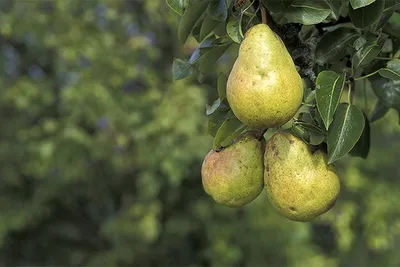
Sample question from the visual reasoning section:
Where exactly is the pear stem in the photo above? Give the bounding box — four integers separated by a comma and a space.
257, 128, 268, 140
260, 4, 267, 25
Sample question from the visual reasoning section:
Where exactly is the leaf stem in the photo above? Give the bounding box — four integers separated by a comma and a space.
245, 6, 260, 30
353, 70, 380, 81
260, 3, 267, 24
347, 82, 352, 103
376, 56, 399, 60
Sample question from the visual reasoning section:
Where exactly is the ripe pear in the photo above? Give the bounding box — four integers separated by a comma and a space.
201, 133, 265, 208
264, 132, 340, 222
227, 24, 303, 129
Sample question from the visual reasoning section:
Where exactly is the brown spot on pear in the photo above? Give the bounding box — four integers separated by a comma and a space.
201, 133, 265, 208
264, 132, 340, 221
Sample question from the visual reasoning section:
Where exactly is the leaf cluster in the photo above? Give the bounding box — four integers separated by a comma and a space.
168, 0, 400, 163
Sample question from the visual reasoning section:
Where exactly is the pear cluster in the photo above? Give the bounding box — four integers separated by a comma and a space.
201, 24, 340, 222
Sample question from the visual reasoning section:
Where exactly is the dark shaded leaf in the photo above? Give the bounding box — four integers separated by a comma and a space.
200, 15, 219, 42
261, 0, 292, 13
372, 9, 394, 31
207, 0, 228, 21
326, 0, 344, 20
369, 75, 400, 112
217, 72, 228, 100
327, 103, 365, 163
349, 0, 384, 29
349, 114, 370, 158
316, 71, 346, 129
369, 100, 389, 122
384, 12, 400, 39
384, 0, 400, 10
315, 28, 358, 65
350, 0, 376, 9
198, 42, 231, 74
178, 0, 210, 43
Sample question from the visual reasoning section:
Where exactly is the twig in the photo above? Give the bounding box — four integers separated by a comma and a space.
260, 3, 267, 24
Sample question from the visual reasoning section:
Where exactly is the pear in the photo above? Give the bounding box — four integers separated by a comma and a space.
201, 133, 265, 208
264, 132, 340, 222
227, 24, 303, 129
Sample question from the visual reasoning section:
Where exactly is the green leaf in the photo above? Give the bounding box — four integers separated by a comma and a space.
350, 0, 376, 9
262, 0, 331, 25
304, 88, 316, 104
207, 107, 232, 136
372, 8, 394, 31
178, 0, 210, 43
316, 71, 346, 130
213, 116, 245, 149
349, 0, 384, 29
349, 114, 370, 158
261, 0, 292, 13
209, 107, 231, 123
326, 0, 343, 20
287, 2, 332, 25
207, 0, 228, 21
315, 28, 358, 65
206, 98, 221, 115
198, 42, 231, 74
327, 103, 365, 163
200, 15, 219, 42
166, 0, 186, 15
172, 59, 193, 81
384, 12, 400, 39
309, 106, 326, 130
294, 121, 324, 134
353, 36, 368, 50
369, 75, 400, 112
292, 124, 312, 144
310, 131, 325, 145
293, 113, 325, 145
192, 18, 205, 43
226, 13, 243, 43
378, 59, 400, 80
352, 34, 388, 69
217, 72, 228, 100
220, 125, 248, 147
369, 100, 389, 122
384, 0, 400, 10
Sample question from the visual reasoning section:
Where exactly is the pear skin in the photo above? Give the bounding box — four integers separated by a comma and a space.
264, 132, 340, 221
201, 133, 265, 208
227, 24, 303, 129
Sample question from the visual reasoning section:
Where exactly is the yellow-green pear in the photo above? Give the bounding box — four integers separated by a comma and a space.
227, 24, 303, 129
201, 133, 265, 208
264, 132, 340, 222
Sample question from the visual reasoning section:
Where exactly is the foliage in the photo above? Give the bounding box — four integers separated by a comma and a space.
170, 0, 400, 163
0, 0, 398, 266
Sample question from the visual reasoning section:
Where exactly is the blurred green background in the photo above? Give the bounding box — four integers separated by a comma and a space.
0, 0, 399, 266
